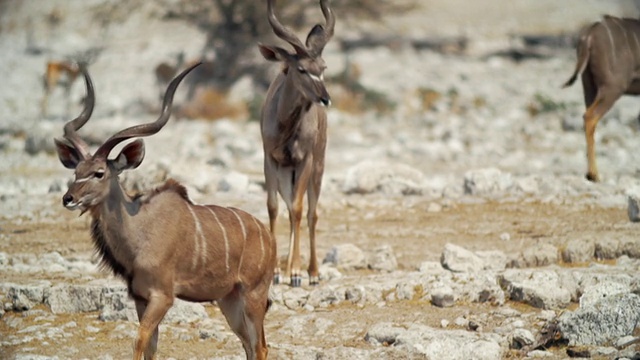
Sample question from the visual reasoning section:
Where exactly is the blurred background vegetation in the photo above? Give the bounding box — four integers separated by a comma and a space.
164, 0, 415, 87
152, 0, 416, 119
10, 0, 632, 123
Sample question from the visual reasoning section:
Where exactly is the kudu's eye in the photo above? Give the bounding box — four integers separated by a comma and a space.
94, 170, 105, 179
297, 67, 307, 74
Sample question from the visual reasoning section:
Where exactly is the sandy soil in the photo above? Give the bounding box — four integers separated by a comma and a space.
0, 196, 632, 359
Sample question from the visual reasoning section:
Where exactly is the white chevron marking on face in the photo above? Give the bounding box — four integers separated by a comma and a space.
309, 73, 323, 82
75, 175, 93, 183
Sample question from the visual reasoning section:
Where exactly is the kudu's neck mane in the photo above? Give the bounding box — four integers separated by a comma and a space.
89, 178, 192, 220
89, 178, 192, 280
137, 179, 192, 204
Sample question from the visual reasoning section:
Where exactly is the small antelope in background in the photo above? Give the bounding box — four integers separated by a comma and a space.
258, 0, 335, 287
154, 51, 185, 100
41, 60, 81, 117
54, 63, 276, 360
563, 15, 640, 182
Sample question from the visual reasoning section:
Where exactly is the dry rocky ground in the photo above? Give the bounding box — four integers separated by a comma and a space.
4, 1, 640, 359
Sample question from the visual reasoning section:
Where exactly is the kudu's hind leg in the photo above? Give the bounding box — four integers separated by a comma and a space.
267, 190, 282, 285
306, 168, 323, 285
582, 89, 621, 182
218, 286, 269, 360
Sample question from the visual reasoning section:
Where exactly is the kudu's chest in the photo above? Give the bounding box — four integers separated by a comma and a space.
264, 110, 325, 166
91, 219, 135, 280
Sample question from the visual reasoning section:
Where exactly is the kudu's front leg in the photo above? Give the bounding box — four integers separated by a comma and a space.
286, 162, 314, 287
286, 200, 304, 288
132, 292, 173, 360
265, 159, 282, 285
134, 299, 159, 360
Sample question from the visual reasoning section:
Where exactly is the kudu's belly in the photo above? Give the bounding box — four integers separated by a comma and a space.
175, 277, 235, 302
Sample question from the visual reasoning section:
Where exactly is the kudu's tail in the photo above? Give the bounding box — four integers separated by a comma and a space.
563, 22, 598, 88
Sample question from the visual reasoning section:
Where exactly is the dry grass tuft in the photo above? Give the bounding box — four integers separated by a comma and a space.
417, 88, 443, 111
179, 87, 247, 121
329, 63, 396, 115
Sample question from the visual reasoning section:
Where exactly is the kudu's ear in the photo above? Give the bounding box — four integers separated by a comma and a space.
305, 24, 326, 55
258, 44, 295, 62
112, 139, 145, 173
54, 138, 83, 169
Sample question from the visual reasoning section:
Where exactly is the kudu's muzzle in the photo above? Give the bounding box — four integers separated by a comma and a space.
318, 85, 331, 107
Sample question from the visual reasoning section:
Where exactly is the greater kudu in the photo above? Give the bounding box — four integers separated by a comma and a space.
54, 63, 276, 360
564, 15, 640, 182
258, 0, 335, 287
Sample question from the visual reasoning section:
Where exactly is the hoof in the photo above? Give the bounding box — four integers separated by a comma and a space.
309, 276, 320, 286
273, 273, 282, 285
290, 275, 302, 288
585, 172, 600, 182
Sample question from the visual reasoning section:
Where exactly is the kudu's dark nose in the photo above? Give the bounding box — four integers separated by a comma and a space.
62, 194, 74, 206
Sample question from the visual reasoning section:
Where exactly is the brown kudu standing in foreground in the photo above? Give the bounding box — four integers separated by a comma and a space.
564, 15, 640, 182
54, 63, 276, 360
258, 0, 335, 287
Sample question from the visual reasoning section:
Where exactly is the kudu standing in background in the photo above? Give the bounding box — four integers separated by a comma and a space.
564, 15, 640, 182
54, 63, 276, 360
258, 0, 335, 287
41, 60, 81, 117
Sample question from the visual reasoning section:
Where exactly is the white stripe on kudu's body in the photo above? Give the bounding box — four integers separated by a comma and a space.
195, 206, 209, 268
251, 216, 266, 268
54, 63, 275, 360
564, 15, 640, 183
633, 32, 640, 62
614, 18, 631, 52
230, 209, 248, 242
229, 209, 248, 274
206, 206, 230, 272
187, 206, 204, 269
602, 19, 617, 66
